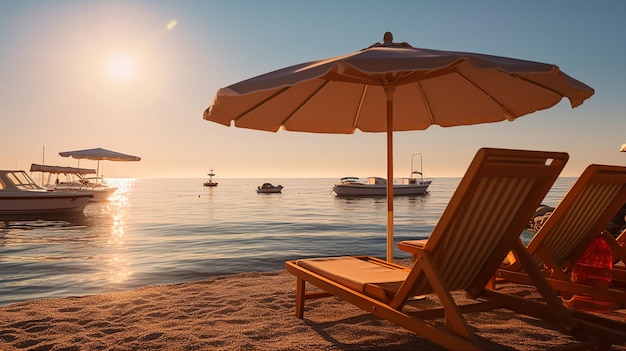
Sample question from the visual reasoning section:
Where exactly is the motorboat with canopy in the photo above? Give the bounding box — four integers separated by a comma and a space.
30, 163, 117, 202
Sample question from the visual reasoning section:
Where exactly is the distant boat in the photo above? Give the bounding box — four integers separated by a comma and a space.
204, 169, 218, 187
332, 153, 432, 197
256, 183, 283, 193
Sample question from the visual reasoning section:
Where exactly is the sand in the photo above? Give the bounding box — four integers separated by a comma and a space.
1, 268, 625, 351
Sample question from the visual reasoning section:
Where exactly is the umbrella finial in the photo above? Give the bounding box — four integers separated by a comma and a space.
366, 32, 413, 49
383, 32, 393, 44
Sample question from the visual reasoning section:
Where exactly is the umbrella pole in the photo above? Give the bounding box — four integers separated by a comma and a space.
386, 87, 395, 262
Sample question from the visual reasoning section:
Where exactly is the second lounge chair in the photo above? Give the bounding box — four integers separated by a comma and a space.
495, 164, 626, 307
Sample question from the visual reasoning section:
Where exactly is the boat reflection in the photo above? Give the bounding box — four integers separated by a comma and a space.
0, 212, 87, 230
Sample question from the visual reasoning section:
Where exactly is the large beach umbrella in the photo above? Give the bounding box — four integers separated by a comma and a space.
203, 32, 594, 261
59, 147, 141, 179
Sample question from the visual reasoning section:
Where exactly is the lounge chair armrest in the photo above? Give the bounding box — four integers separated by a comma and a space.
398, 239, 428, 254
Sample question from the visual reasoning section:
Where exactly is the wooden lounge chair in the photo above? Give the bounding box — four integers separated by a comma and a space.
493, 164, 626, 307
286, 148, 626, 350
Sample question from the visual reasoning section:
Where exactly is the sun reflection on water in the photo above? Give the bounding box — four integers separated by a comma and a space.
107, 254, 131, 283
102, 178, 135, 284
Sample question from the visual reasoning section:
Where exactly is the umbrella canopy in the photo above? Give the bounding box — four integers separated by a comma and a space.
59, 147, 140, 181
59, 148, 141, 162
203, 32, 594, 261
30, 163, 96, 175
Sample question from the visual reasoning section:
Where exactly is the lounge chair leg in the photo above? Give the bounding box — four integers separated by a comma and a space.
511, 239, 578, 333
295, 277, 305, 318
419, 252, 476, 341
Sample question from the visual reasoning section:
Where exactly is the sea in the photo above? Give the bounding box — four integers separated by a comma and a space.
0, 177, 575, 306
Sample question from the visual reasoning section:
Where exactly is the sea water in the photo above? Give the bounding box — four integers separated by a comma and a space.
0, 177, 575, 306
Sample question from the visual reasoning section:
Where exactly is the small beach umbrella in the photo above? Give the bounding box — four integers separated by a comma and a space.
59, 147, 140, 179
59, 148, 141, 162
203, 32, 594, 261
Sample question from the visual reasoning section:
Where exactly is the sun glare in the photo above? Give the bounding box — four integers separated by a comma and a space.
105, 52, 137, 82
166, 19, 177, 31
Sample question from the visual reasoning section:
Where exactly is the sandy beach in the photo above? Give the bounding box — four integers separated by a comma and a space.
1, 263, 625, 351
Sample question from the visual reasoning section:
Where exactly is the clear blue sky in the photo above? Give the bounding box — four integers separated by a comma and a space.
1, 0, 624, 178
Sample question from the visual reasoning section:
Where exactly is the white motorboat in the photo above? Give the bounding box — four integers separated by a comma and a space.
256, 183, 283, 193
333, 153, 432, 197
332, 176, 431, 196
0, 169, 92, 214
30, 163, 118, 202
57, 147, 140, 199
203, 169, 218, 187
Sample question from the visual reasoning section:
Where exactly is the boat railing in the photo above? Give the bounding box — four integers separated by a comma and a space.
409, 170, 424, 182
410, 153, 427, 182
54, 181, 93, 192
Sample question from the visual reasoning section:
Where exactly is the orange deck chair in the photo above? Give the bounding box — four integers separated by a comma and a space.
285, 148, 626, 350
492, 165, 626, 307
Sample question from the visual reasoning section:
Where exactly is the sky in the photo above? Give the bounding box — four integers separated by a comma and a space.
0, 0, 624, 179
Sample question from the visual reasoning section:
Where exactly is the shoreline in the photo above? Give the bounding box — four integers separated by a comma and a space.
1, 267, 625, 350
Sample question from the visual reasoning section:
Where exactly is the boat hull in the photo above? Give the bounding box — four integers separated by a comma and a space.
0, 193, 92, 214
333, 181, 431, 197
54, 185, 117, 202
256, 188, 282, 193
86, 187, 117, 202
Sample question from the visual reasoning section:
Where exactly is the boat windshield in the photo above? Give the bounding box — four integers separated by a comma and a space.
340, 177, 360, 183
7, 171, 42, 190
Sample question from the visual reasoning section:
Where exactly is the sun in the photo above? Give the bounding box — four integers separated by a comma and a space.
105, 52, 137, 82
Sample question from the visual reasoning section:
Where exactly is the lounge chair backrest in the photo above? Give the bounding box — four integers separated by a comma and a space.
525, 164, 626, 267
401, 148, 568, 297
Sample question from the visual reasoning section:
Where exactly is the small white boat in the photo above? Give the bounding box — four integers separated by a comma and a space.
30, 163, 118, 202
204, 169, 218, 187
0, 169, 92, 214
333, 153, 432, 197
257, 183, 283, 193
